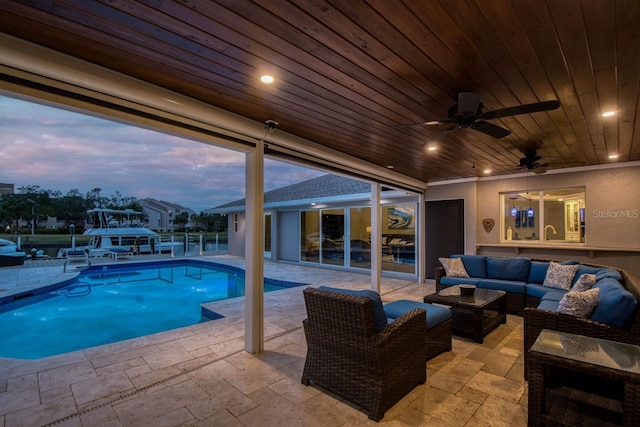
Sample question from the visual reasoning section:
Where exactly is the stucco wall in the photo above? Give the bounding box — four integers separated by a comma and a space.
476, 165, 640, 248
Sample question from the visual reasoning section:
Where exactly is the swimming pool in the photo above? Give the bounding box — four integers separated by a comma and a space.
0, 260, 305, 359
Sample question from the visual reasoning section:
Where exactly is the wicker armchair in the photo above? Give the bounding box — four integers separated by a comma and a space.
301, 287, 428, 421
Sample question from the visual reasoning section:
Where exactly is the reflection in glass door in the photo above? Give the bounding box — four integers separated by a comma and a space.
349, 207, 371, 269
264, 213, 271, 256
321, 209, 345, 266
300, 211, 320, 263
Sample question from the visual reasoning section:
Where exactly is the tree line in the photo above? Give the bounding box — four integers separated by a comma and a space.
0, 185, 227, 233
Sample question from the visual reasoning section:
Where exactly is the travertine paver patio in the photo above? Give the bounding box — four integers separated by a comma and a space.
0, 255, 527, 426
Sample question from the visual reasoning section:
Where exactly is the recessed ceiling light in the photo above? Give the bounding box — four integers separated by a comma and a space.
608, 154, 619, 159
386, 165, 394, 169
260, 75, 274, 84
483, 169, 491, 174
310, 202, 316, 206
427, 145, 437, 152
602, 111, 616, 117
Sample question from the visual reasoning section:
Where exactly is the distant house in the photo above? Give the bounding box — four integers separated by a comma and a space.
0, 183, 14, 195
140, 198, 195, 232
208, 174, 420, 276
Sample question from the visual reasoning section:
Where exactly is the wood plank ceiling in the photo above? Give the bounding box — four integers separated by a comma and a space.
1, 0, 638, 184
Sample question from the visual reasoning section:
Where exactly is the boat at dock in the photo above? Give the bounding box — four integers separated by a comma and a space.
58, 208, 183, 258
0, 238, 26, 267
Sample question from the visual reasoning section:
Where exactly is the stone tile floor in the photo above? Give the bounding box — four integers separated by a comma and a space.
0, 256, 527, 426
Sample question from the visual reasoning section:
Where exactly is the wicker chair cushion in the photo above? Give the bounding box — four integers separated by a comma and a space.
317, 286, 388, 332
384, 300, 451, 329
487, 257, 531, 281
557, 288, 600, 318
438, 257, 469, 277
451, 254, 488, 278
570, 274, 596, 292
591, 278, 638, 328
543, 262, 578, 291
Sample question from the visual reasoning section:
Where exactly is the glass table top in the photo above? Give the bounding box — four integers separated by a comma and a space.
425, 285, 506, 307
531, 329, 640, 375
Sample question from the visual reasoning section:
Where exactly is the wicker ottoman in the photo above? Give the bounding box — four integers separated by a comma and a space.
384, 300, 453, 360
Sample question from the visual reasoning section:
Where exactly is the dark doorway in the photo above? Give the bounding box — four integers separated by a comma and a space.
425, 199, 465, 279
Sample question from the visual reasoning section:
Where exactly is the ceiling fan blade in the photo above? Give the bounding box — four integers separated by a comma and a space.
533, 167, 548, 174
480, 100, 560, 120
391, 118, 453, 129
471, 120, 511, 138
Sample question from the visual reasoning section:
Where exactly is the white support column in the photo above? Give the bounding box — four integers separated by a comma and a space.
417, 192, 426, 283
245, 140, 265, 354
371, 183, 381, 292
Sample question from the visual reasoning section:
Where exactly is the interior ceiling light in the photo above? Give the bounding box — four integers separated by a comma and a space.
608, 154, 619, 159
260, 75, 274, 84
510, 197, 517, 216
427, 145, 437, 152
483, 168, 491, 174
386, 165, 394, 169
602, 111, 616, 117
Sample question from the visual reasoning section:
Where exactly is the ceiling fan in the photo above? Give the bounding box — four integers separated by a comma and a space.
519, 148, 549, 174
399, 92, 560, 139
517, 145, 587, 174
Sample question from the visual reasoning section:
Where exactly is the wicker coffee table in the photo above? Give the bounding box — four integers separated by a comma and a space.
423, 285, 506, 343
528, 329, 640, 426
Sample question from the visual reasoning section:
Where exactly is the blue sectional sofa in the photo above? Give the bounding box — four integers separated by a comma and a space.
435, 255, 637, 320
434, 255, 640, 379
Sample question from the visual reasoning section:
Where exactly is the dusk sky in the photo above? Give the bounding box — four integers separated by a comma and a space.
0, 95, 326, 212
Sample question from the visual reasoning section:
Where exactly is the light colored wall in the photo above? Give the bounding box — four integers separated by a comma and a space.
427, 165, 640, 275
477, 165, 640, 248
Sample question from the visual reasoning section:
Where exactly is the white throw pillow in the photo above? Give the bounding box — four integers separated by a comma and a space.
543, 261, 578, 291
557, 288, 600, 318
438, 257, 469, 278
570, 273, 596, 293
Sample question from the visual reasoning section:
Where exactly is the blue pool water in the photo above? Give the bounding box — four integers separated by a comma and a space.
0, 260, 304, 359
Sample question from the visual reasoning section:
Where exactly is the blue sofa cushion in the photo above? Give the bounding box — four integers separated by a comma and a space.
486, 257, 531, 282
440, 276, 482, 287
318, 286, 387, 332
384, 300, 451, 329
528, 261, 550, 284
452, 254, 488, 278
590, 279, 638, 328
595, 268, 623, 282
537, 300, 560, 312
478, 279, 525, 294
526, 283, 556, 299
541, 290, 567, 302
